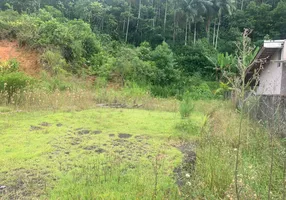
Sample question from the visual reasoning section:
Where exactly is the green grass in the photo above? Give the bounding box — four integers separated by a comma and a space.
0, 107, 204, 199
0, 100, 285, 200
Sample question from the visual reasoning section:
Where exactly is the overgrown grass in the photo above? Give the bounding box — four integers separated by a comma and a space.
182, 102, 286, 199
0, 75, 179, 112
0, 107, 204, 199
0, 76, 285, 199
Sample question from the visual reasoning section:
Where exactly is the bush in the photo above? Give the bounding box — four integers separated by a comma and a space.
41, 50, 68, 75
150, 85, 178, 98
175, 119, 199, 135
179, 92, 194, 118
190, 82, 216, 100
40, 72, 72, 91
0, 59, 19, 73
174, 41, 216, 78
0, 72, 32, 103
151, 42, 179, 86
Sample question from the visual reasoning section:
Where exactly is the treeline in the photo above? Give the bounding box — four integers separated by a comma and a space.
0, 7, 218, 98
1, 0, 286, 52
1, 0, 285, 98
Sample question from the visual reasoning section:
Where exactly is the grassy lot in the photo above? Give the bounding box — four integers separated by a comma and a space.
0, 100, 285, 200
0, 107, 204, 199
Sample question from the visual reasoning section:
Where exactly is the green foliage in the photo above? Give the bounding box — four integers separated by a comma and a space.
175, 119, 199, 136
0, 59, 19, 73
0, 8, 101, 73
0, 72, 32, 103
190, 82, 217, 100
151, 42, 179, 86
150, 85, 178, 98
175, 42, 216, 78
0, 59, 33, 103
180, 92, 194, 118
41, 50, 68, 76
40, 72, 72, 91
113, 46, 156, 85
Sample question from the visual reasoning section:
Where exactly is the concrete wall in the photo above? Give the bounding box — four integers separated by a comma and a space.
281, 41, 286, 95
257, 50, 282, 95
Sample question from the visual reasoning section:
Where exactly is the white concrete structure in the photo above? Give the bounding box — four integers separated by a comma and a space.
247, 40, 286, 95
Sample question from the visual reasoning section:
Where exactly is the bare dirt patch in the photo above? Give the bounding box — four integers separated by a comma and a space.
0, 40, 40, 76
30, 125, 43, 131
0, 169, 50, 200
118, 133, 132, 139
40, 122, 52, 127
92, 130, 102, 134
173, 143, 196, 186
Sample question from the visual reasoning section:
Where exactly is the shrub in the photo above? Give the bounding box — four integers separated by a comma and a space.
190, 82, 216, 100
0, 72, 32, 103
179, 92, 194, 118
40, 72, 72, 91
151, 42, 179, 86
0, 59, 19, 73
150, 85, 178, 98
41, 50, 68, 75
175, 119, 199, 135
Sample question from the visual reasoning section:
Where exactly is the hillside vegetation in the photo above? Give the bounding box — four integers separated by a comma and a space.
0, 0, 285, 199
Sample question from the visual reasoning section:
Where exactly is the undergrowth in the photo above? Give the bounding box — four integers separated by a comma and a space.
178, 102, 286, 199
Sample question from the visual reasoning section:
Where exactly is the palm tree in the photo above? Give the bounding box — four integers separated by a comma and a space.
214, 0, 236, 49
182, 0, 197, 45
183, 0, 210, 45
202, 0, 215, 41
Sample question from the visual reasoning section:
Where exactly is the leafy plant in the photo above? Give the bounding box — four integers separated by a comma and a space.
180, 92, 194, 118
0, 59, 19, 74
41, 50, 68, 76
0, 72, 32, 103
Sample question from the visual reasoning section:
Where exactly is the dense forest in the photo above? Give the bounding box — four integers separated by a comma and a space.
1, 0, 286, 97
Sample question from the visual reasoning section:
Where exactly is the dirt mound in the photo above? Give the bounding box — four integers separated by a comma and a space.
0, 40, 41, 76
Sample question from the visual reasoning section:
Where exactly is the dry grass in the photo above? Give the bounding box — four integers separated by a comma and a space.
0, 83, 179, 113
185, 101, 286, 199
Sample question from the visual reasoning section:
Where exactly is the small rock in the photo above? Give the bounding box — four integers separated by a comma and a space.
56, 123, 63, 127
0, 185, 6, 190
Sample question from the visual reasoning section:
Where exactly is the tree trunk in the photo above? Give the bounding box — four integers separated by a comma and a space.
184, 16, 188, 46
173, 9, 176, 44
125, 15, 130, 43
136, 0, 142, 32
101, 17, 104, 31
163, 0, 168, 40
215, 18, 221, 49
194, 22, 197, 45
189, 18, 191, 45
241, 0, 244, 10
206, 17, 211, 41
123, 19, 126, 33
153, 7, 157, 28
212, 21, 216, 46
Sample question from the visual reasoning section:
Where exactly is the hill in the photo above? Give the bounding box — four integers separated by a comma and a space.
0, 40, 40, 76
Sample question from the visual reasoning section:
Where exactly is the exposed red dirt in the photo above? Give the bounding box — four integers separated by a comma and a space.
0, 40, 41, 76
